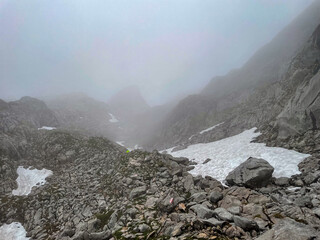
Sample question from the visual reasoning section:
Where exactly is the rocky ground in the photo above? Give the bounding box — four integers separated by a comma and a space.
1, 127, 320, 240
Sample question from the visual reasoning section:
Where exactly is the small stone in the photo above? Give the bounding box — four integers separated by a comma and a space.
138, 224, 150, 233
209, 191, 223, 203
274, 177, 290, 186
212, 207, 233, 221
233, 215, 259, 231
129, 186, 147, 199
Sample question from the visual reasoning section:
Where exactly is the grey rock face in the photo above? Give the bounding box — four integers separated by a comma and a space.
256, 218, 320, 240
226, 157, 274, 188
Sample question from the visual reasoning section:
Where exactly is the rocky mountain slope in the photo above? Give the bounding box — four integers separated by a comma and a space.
1, 120, 320, 239
145, 1, 320, 150
0, 97, 58, 133
44, 93, 124, 140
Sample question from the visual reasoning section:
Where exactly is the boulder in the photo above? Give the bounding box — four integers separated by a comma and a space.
255, 218, 320, 240
274, 177, 290, 187
209, 191, 223, 203
212, 207, 233, 221
190, 192, 207, 203
202, 217, 226, 227
233, 215, 259, 231
226, 157, 274, 188
129, 186, 147, 199
190, 204, 214, 219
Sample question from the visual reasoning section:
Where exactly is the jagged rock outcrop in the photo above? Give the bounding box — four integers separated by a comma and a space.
0, 97, 58, 133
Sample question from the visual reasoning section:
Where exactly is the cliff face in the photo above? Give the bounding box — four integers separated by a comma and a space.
0, 97, 58, 133
145, 2, 320, 150
273, 24, 320, 139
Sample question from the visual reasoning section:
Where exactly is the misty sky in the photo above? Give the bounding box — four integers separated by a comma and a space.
0, 0, 313, 105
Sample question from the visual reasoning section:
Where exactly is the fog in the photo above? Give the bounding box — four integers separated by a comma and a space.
0, 0, 313, 105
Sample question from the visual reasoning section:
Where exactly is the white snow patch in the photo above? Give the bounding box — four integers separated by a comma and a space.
116, 141, 125, 147
12, 166, 53, 196
288, 186, 301, 191
134, 144, 142, 150
38, 126, 56, 130
0, 222, 29, 240
188, 134, 195, 140
109, 113, 119, 123
199, 122, 224, 134
166, 128, 310, 183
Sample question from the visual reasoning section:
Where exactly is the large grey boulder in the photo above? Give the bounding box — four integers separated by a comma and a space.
226, 157, 274, 188
256, 218, 320, 240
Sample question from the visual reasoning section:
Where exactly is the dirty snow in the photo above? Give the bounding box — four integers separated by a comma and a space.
0, 222, 29, 240
109, 113, 119, 123
199, 122, 224, 134
38, 126, 56, 130
12, 166, 53, 196
166, 128, 310, 183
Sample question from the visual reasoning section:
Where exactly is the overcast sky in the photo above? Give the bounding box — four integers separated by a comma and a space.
0, 0, 314, 105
